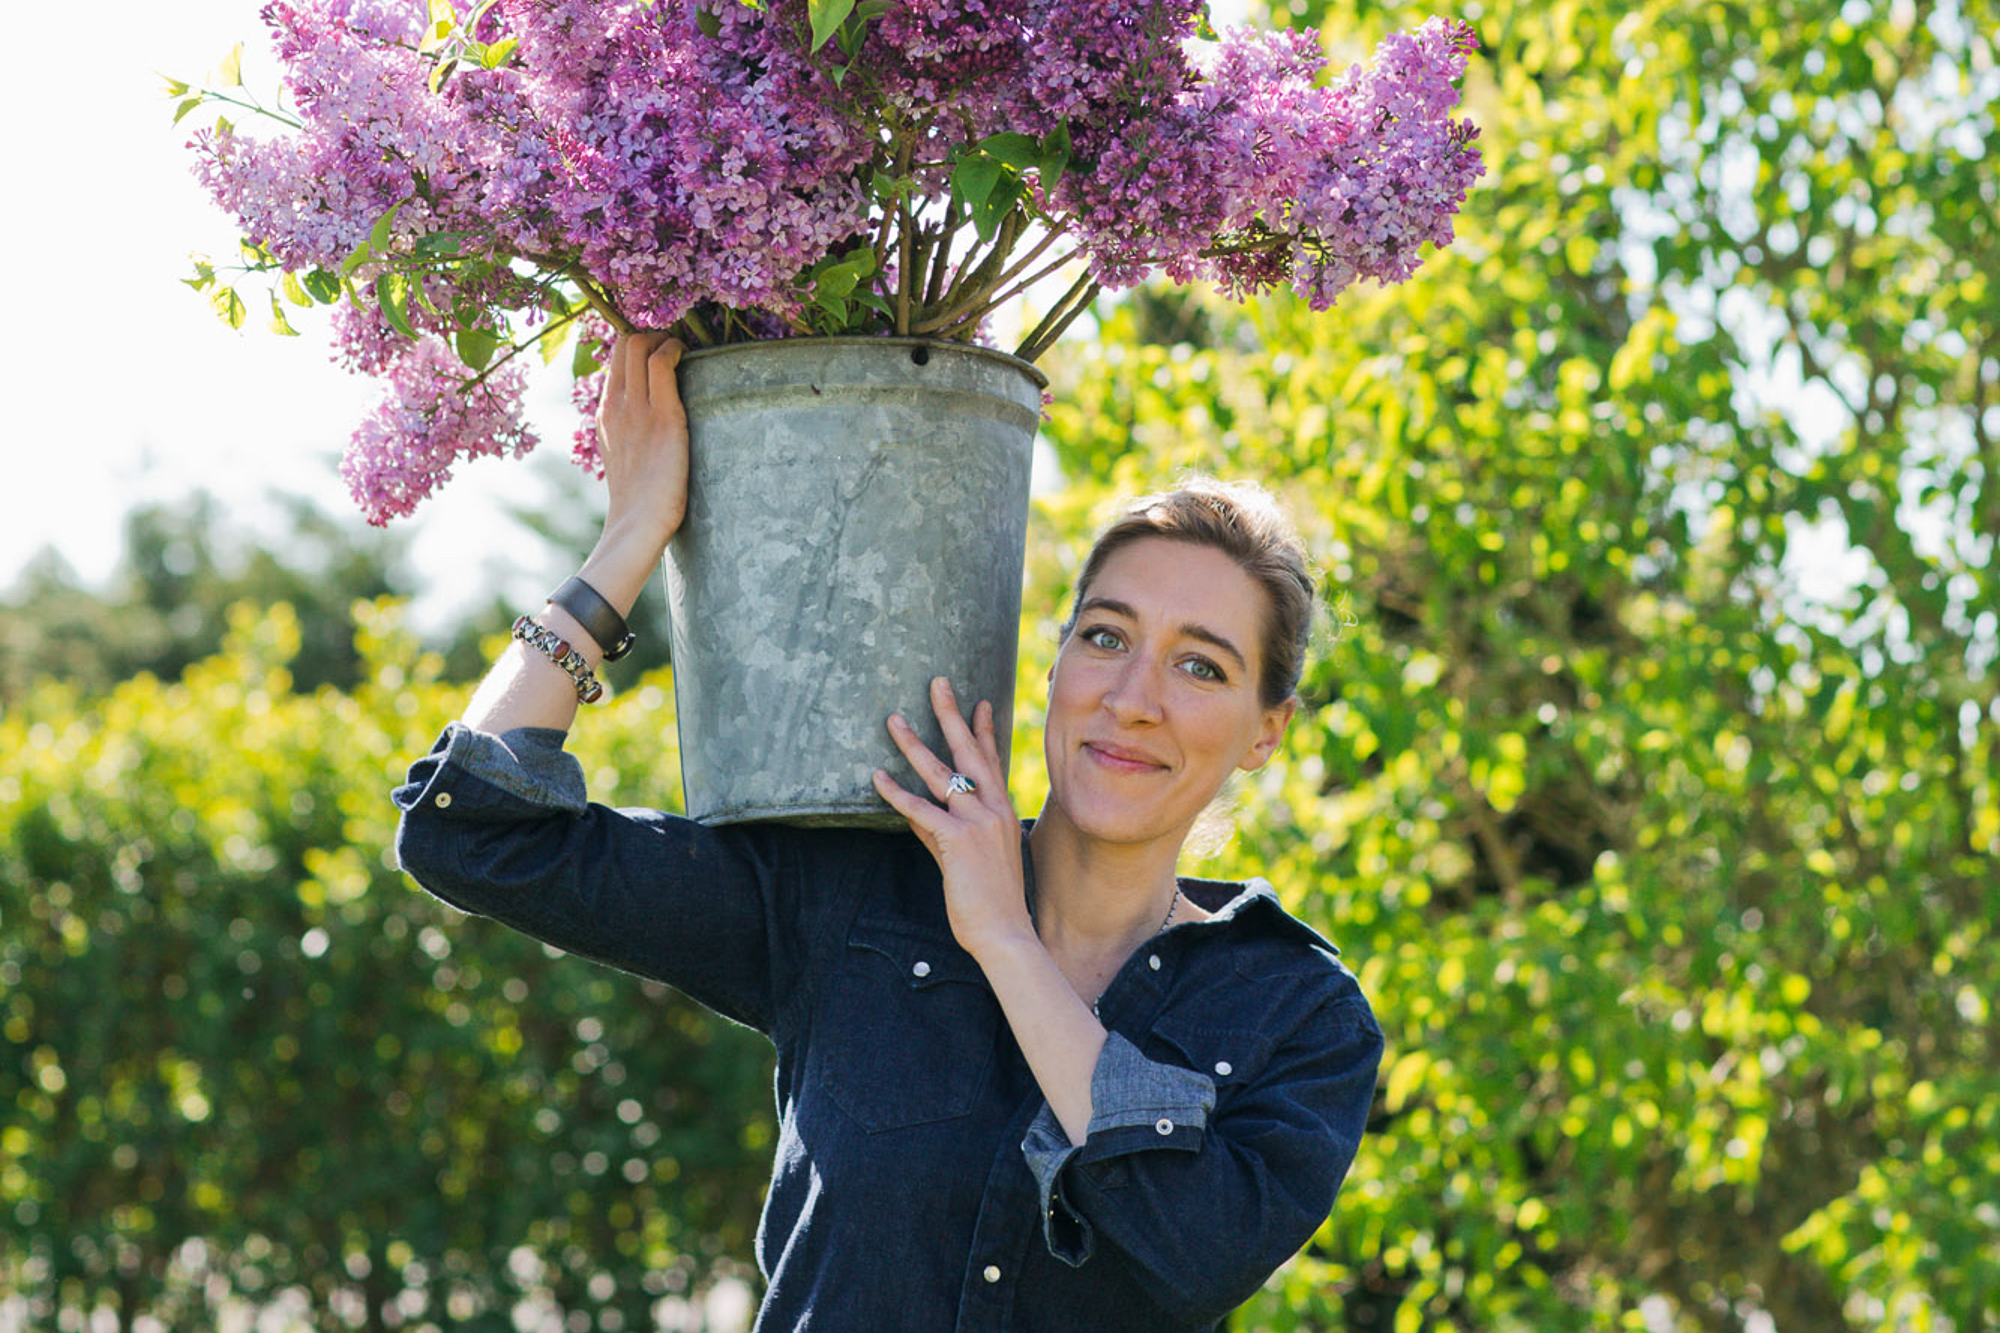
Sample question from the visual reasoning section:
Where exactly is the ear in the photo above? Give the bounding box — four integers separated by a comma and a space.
1237, 696, 1298, 773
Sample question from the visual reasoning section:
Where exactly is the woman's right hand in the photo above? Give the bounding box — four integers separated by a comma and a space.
596, 331, 690, 554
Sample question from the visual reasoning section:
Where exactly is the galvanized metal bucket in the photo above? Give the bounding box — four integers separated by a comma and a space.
664, 337, 1046, 826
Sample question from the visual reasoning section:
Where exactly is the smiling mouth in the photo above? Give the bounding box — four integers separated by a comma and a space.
1084, 741, 1168, 773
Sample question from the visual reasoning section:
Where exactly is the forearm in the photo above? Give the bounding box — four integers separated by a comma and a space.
974, 932, 1106, 1144
462, 513, 672, 733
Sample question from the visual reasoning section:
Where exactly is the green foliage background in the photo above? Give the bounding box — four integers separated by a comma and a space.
5, 0, 1997, 1329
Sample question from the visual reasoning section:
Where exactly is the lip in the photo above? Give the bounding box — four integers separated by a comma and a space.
1083, 740, 1170, 773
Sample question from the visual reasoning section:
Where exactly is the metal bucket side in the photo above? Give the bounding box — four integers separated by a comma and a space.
665, 338, 1044, 827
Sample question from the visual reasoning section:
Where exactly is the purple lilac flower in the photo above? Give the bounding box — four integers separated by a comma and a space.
341, 337, 538, 525
194, 0, 1482, 521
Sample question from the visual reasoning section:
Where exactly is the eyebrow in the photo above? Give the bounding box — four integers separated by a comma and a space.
1076, 596, 1250, 673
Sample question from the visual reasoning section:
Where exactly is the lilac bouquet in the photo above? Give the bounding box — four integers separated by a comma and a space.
176, 0, 1483, 523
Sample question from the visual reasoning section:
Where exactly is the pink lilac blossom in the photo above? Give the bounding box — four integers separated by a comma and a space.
194, 0, 1482, 521
341, 337, 539, 525
566, 315, 616, 477
1057, 18, 1484, 307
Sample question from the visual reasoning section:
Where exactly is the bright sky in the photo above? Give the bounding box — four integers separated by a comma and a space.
0, 2, 656, 628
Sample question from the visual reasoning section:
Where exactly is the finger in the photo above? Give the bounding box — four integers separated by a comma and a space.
974, 698, 1002, 766
872, 768, 946, 841
929, 677, 995, 788
606, 333, 630, 400
617, 331, 667, 407
646, 337, 685, 416
886, 712, 957, 801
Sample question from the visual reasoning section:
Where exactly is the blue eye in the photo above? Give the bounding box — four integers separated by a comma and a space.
1181, 657, 1224, 683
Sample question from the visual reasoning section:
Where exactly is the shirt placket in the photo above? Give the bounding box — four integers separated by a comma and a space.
953, 1097, 1048, 1333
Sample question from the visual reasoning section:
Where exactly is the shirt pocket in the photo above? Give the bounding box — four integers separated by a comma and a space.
1145, 1017, 1275, 1103
815, 915, 999, 1133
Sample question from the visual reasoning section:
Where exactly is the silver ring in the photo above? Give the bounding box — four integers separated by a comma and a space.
945, 772, 978, 797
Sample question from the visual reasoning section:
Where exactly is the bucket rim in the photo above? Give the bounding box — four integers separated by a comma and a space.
678, 334, 1049, 390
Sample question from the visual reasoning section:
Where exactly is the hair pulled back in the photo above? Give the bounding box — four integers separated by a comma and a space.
1061, 477, 1315, 710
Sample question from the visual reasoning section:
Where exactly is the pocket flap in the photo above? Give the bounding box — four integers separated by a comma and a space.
846, 914, 984, 990
1148, 1017, 1273, 1088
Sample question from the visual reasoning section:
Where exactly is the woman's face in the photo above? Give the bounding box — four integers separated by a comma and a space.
1043, 536, 1296, 852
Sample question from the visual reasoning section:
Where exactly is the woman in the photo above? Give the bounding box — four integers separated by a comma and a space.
393, 331, 1383, 1332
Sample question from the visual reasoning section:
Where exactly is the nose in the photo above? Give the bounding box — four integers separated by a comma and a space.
1102, 655, 1165, 725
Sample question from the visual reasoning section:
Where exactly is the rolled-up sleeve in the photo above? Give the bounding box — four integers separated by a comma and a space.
1020, 995, 1383, 1322
392, 721, 820, 1034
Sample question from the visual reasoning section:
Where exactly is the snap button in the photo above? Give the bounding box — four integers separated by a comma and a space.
912, 961, 931, 978
1214, 1061, 1233, 1076
434, 792, 452, 808
982, 1265, 1001, 1283
1155, 1118, 1174, 1135
1147, 954, 1161, 971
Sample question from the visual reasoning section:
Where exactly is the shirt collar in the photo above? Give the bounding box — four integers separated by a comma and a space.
1175, 875, 1344, 958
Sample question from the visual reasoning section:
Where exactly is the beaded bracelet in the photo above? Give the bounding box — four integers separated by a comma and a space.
512, 615, 605, 704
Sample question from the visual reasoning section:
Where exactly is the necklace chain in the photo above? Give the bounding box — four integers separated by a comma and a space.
1021, 834, 1181, 1018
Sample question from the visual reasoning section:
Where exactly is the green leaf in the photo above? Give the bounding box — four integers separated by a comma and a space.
428, 0, 456, 25
301, 269, 341, 303
968, 175, 1021, 243
410, 277, 443, 317
413, 232, 467, 260
871, 169, 916, 202
481, 36, 518, 67
816, 267, 862, 300
951, 154, 1004, 211
160, 75, 190, 97
1040, 123, 1071, 195
978, 133, 1041, 173
375, 273, 417, 339
808, 0, 855, 52
456, 326, 499, 372
855, 0, 891, 16
267, 290, 300, 337
184, 259, 217, 292
217, 43, 244, 87
368, 201, 405, 257
538, 321, 574, 366
211, 286, 247, 330
572, 333, 604, 378
172, 96, 205, 125
696, 9, 721, 37
280, 271, 313, 307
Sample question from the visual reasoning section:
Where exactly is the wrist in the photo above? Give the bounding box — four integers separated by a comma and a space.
962, 919, 1045, 973
580, 518, 673, 605
601, 498, 683, 554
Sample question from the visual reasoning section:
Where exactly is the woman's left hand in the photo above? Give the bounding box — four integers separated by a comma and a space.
873, 677, 1036, 959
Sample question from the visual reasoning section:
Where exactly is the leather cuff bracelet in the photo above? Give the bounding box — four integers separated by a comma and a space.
549, 575, 635, 661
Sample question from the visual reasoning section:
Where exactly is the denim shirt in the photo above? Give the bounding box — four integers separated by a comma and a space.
392, 723, 1383, 1333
